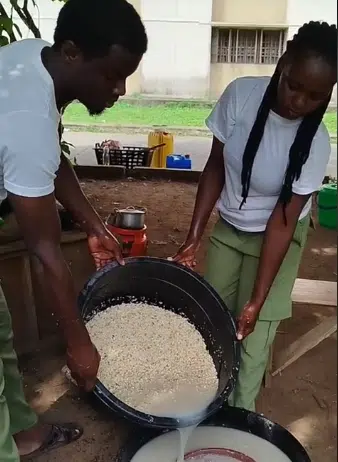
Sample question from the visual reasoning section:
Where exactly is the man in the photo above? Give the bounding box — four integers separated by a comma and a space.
0, 0, 148, 459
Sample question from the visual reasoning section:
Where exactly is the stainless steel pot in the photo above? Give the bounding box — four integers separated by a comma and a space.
108, 207, 146, 230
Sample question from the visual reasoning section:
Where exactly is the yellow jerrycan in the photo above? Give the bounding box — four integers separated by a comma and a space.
148, 128, 174, 168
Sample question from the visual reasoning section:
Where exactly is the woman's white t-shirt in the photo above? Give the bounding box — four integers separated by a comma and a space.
206, 76, 331, 232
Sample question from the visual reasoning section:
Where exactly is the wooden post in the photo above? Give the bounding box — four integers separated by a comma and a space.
263, 344, 274, 388
272, 315, 337, 377
21, 255, 39, 348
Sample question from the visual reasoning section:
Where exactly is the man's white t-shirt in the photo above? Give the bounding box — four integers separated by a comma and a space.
0, 39, 60, 202
206, 76, 331, 232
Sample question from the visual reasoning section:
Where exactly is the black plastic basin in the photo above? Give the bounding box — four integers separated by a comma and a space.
116, 406, 311, 462
79, 257, 240, 429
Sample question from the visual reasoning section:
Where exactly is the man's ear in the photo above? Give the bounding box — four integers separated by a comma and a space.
60, 40, 82, 63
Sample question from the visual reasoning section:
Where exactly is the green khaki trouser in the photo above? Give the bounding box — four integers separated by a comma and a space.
0, 287, 38, 462
205, 216, 310, 412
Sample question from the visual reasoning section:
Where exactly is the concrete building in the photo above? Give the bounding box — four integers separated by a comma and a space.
4, 0, 337, 102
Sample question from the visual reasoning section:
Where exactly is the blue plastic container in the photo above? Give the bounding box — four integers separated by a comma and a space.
166, 154, 192, 170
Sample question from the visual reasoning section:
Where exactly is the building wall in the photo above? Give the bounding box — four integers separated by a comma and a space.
212, 0, 287, 25
140, 0, 213, 98
210, 63, 276, 99
286, 0, 336, 36
2, 0, 337, 101
211, 0, 337, 103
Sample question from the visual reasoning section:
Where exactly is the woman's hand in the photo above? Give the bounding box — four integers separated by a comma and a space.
236, 302, 261, 341
88, 228, 124, 269
170, 240, 200, 269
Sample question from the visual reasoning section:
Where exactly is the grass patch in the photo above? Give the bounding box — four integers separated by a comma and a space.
63, 102, 210, 127
63, 102, 337, 135
324, 112, 336, 135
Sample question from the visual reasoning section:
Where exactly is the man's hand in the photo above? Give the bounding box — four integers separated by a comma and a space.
67, 339, 101, 392
170, 240, 200, 269
88, 228, 124, 270
236, 302, 261, 341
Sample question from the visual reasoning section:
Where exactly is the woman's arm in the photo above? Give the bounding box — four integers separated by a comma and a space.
237, 193, 310, 339
172, 136, 225, 266
173, 79, 237, 266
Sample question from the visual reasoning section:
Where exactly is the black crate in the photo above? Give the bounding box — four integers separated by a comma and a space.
94, 145, 153, 170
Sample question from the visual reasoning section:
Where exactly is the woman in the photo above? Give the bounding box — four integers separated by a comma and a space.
173, 21, 337, 412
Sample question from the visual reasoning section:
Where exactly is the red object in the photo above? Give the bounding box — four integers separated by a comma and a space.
185, 448, 256, 461
106, 224, 148, 258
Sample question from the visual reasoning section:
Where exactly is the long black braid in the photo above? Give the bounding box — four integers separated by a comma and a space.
240, 21, 337, 218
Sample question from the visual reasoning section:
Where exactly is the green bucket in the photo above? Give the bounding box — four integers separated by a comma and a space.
318, 183, 337, 229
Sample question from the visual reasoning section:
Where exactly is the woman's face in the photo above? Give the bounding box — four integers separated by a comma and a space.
276, 54, 336, 120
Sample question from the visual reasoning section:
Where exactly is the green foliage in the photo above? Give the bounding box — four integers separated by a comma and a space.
0, 0, 67, 45
61, 139, 76, 164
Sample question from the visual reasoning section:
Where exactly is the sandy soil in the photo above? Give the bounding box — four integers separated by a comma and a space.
22, 179, 337, 462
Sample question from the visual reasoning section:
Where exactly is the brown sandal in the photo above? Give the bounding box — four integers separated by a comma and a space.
22, 423, 83, 459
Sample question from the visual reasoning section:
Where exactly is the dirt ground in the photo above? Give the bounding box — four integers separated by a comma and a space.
22, 179, 337, 462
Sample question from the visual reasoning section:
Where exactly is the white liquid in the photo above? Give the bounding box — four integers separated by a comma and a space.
134, 384, 217, 461
142, 386, 215, 461
177, 425, 198, 462
142, 384, 217, 419
130, 427, 293, 462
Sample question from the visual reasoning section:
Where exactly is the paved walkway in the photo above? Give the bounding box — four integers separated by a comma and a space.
64, 130, 337, 177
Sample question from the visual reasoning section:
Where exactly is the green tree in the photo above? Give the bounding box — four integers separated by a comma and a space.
0, 1, 66, 45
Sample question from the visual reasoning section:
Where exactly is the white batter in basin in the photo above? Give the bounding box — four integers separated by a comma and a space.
130, 427, 292, 462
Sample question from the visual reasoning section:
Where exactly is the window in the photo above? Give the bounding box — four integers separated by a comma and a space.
211, 28, 286, 64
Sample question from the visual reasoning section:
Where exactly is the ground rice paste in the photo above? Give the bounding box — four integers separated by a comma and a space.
86, 302, 219, 417
129, 427, 292, 462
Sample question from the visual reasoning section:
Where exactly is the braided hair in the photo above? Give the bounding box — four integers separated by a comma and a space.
240, 21, 337, 218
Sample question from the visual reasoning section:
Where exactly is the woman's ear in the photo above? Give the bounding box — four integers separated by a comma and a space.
276, 52, 287, 74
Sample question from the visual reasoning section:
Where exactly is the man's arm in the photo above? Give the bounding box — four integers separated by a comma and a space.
8, 192, 100, 390
2, 112, 101, 388
237, 193, 310, 339
55, 153, 103, 235
54, 154, 123, 267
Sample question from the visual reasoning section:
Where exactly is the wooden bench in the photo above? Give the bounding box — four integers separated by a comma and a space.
0, 231, 95, 355
264, 278, 337, 387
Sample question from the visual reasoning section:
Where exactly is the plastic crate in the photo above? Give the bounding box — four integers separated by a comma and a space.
94, 145, 153, 170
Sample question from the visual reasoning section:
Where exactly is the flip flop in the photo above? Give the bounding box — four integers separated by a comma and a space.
22, 423, 83, 460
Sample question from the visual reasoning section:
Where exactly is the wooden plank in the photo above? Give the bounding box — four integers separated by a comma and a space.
0, 231, 87, 257
74, 165, 126, 180
263, 344, 274, 388
20, 256, 39, 350
292, 279, 337, 307
272, 315, 337, 377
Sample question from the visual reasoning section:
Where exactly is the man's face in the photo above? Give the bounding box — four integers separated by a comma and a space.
65, 44, 142, 115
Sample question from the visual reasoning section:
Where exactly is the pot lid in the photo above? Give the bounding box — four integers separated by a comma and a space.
117, 208, 145, 214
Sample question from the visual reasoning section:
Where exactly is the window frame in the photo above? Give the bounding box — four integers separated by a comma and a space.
211, 27, 286, 65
